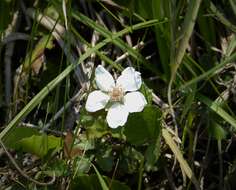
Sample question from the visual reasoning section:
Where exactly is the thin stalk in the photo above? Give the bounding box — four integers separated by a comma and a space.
138, 158, 144, 190
218, 140, 223, 190
210, 2, 236, 33
167, 0, 202, 129
180, 52, 236, 90
162, 128, 200, 190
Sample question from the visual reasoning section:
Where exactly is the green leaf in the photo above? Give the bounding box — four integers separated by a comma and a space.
124, 105, 162, 146
140, 83, 153, 104
180, 83, 197, 122
86, 118, 108, 139
23, 35, 54, 72
180, 52, 236, 90
144, 135, 161, 171
230, 0, 236, 16
73, 156, 93, 175
71, 174, 130, 190
15, 134, 62, 158
197, 6, 216, 49
80, 114, 95, 126
96, 148, 114, 172
85, 116, 124, 140
197, 93, 236, 130
208, 121, 227, 141
152, 0, 171, 78
93, 164, 110, 190
75, 134, 95, 151
3, 126, 39, 149
136, 0, 153, 19
119, 146, 144, 174
97, 156, 114, 172
44, 159, 68, 177
209, 2, 236, 33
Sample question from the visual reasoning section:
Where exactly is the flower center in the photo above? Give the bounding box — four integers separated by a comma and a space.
109, 85, 124, 102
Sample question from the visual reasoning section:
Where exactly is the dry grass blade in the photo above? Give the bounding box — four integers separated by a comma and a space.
162, 128, 201, 190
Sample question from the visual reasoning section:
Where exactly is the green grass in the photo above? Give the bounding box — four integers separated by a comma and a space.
1, 0, 236, 189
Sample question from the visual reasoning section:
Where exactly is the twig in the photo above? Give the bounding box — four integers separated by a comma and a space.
145, 52, 156, 60
1, 33, 30, 45
95, 11, 109, 30
4, 11, 19, 122
0, 139, 55, 186
152, 92, 169, 109
115, 41, 145, 63
119, 15, 132, 46
90, 29, 100, 61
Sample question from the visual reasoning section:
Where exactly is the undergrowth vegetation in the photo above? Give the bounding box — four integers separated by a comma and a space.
1, 0, 236, 189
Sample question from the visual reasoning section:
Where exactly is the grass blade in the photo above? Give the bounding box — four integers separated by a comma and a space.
209, 2, 236, 33
196, 93, 236, 130
92, 164, 109, 190
180, 52, 236, 90
162, 128, 200, 190
72, 11, 167, 75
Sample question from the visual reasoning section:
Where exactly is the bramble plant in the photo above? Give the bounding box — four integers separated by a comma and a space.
1, 0, 236, 189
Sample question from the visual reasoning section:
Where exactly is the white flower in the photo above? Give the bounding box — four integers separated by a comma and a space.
85, 65, 147, 128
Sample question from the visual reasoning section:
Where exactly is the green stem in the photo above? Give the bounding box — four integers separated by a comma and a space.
210, 2, 236, 33
138, 158, 144, 190
167, 0, 202, 126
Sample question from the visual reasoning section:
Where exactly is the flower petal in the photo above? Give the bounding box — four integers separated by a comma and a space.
106, 103, 129, 128
85, 90, 110, 112
124, 92, 147, 113
117, 67, 142, 92
95, 65, 115, 92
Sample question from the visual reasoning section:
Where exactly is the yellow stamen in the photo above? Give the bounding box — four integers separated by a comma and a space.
109, 86, 124, 102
